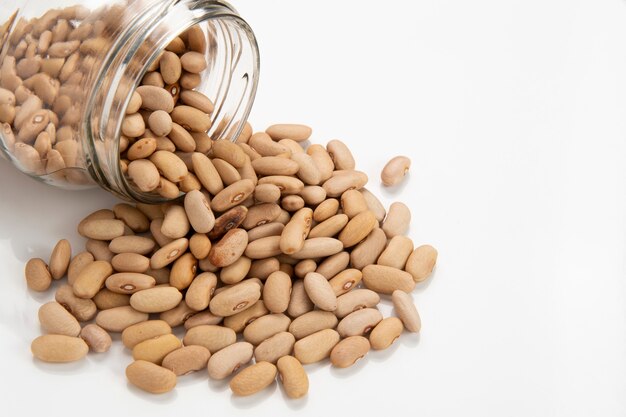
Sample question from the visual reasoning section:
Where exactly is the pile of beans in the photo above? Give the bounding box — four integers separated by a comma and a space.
24, 121, 437, 397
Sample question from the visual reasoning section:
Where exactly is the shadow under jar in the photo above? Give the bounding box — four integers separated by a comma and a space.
0, 0, 259, 202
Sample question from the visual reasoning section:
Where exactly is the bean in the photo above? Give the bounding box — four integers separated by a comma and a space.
207, 342, 254, 380
79, 218, 125, 240
126, 360, 176, 394
303, 272, 337, 312
362, 264, 416, 294
185, 272, 217, 311
126, 91, 142, 114
127, 159, 160, 192
263, 271, 292, 314
135, 85, 174, 112
242, 203, 281, 230
73, 260, 113, 299
329, 268, 362, 296
280, 207, 312, 254
254, 331, 296, 364
370, 317, 404, 350
150, 238, 188, 269
247, 222, 284, 242
405, 244, 438, 282
289, 311, 338, 340
316, 251, 350, 279
168, 123, 196, 152
291, 152, 321, 185
160, 51, 182, 84
25, 258, 52, 291
337, 308, 382, 337
95, 306, 148, 332
105, 272, 156, 294
211, 179, 255, 212
121, 113, 145, 137
85, 239, 114, 263
55, 284, 97, 322
265, 124, 312, 142
254, 183, 281, 203
213, 139, 246, 168
223, 300, 269, 333
133, 333, 182, 364
38, 301, 81, 336
208, 228, 248, 267
327, 139, 355, 170
276, 356, 308, 399
122, 320, 172, 349
313, 198, 339, 222
93, 289, 131, 311
230, 361, 277, 396
180, 90, 214, 114
391, 290, 421, 332
307, 144, 334, 181
209, 279, 261, 317
80, 324, 112, 353
170, 105, 211, 132
330, 336, 370, 368
322, 170, 368, 197
109, 235, 155, 255
220, 255, 251, 284
382, 202, 411, 238
182, 189, 214, 233
293, 329, 340, 364
147, 110, 172, 136
162, 345, 211, 376
183, 324, 236, 353
350, 227, 387, 270
287, 279, 314, 318
257, 175, 304, 195
290, 237, 343, 259
377, 236, 414, 270
31, 335, 88, 363
169, 252, 197, 290
183, 311, 223, 329
243, 313, 291, 345
113, 203, 149, 232
335, 289, 381, 319
180, 51, 207, 73
308, 213, 348, 238
111, 253, 150, 273
130, 287, 183, 313
381, 155, 411, 186
340, 189, 368, 218
208, 205, 248, 240
244, 235, 282, 259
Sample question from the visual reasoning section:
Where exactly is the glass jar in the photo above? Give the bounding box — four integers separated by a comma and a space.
0, 0, 259, 202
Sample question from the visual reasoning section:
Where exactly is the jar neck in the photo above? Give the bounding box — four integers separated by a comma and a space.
84, 0, 259, 203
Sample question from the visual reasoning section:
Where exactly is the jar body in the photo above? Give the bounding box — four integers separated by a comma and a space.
0, 0, 259, 202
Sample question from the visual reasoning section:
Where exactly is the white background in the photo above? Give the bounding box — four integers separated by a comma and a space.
1, 0, 626, 416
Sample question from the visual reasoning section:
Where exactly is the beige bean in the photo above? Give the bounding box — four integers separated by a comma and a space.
159, 51, 181, 84
253, 331, 295, 364
247, 222, 284, 242
150, 238, 188, 269
322, 170, 368, 197
289, 310, 338, 340
244, 235, 282, 259
279, 207, 312, 254
127, 159, 160, 192
183, 272, 215, 311
208, 228, 248, 267
339, 189, 367, 218
263, 271, 292, 314
126, 91, 142, 114
265, 124, 312, 142
287, 280, 314, 318
25, 258, 52, 292
80, 324, 112, 353
180, 51, 207, 73
109, 235, 155, 255
330, 336, 370, 368
55, 284, 97, 322
405, 244, 438, 282
281, 195, 305, 212
293, 328, 340, 364
362, 264, 415, 294
219, 256, 250, 285
105, 272, 155, 294
184, 311, 223, 329
377, 236, 414, 270
391, 290, 421, 332
167, 122, 196, 152
243, 313, 291, 345
147, 110, 172, 137
327, 139, 355, 170
308, 213, 348, 238
111, 253, 150, 273
209, 205, 248, 240
162, 345, 211, 376
211, 158, 241, 185
130, 287, 183, 313
93, 289, 131, 310
170, 105, 211, 132
169, 252, 197, 290
79, 218, 125, 240
276, 355, 308, 399
290, 237, 343, 260
307, 144, 334, 181
207, 342, 254, 380
251, 156, 299, 176
313, 198, 339, 222
335, 289, 381, 318
254, 183, 281, 203
122, 320, 172, 349
359, 187, 386, 222
212, 139, 246, 168
303, 272, 337, 311
242, 203, 281, 229
150, 150, 188, 183
230, 361, 277, 396
66, 252, 94, 286
316, 251, 350, 279
189, 233, 211, 259
211, 179, 255, 212
223, 300, 269, 333
135, 85, 174, 112
31, 335, 88, 363
249, 132, 290, 156
191, 152, 223, 194
180, 89, 214, 114
209, 279, 260, 317
257, 175, 304, 195
370, 317, 404, 350
73, 260, 113, 299
121, 113, 145, 138
291, 152, 321, 185
183, 324, 236, 353
180, 72, 201, 89
113, 204, 149, 233
85, 239, 114, 263
38, 301, 81, 337
329, 268, 362, 296
294, 259, 317, 279
381, 156, 411, 186
132, 333, 182, 364
126, 360, 177, 394
350, 227, 387, 270
181, 190, 214, 233
96, 306, 149, 332
382, 201, 411, 238
337, 308, 382, 337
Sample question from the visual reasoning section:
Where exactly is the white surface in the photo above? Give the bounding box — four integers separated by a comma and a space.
1, 0, 626, 416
